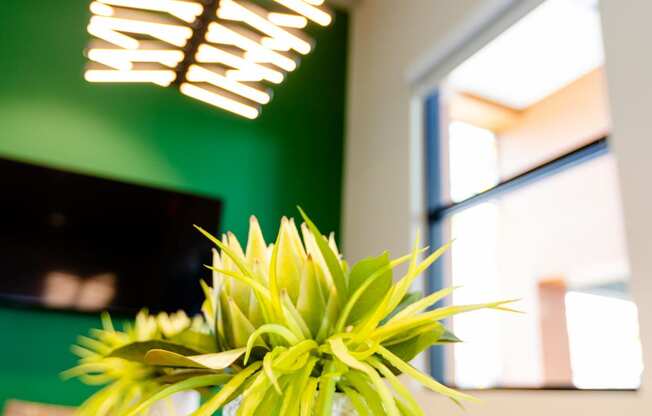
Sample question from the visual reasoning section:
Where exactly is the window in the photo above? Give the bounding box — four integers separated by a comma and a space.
425, 0, 642, 390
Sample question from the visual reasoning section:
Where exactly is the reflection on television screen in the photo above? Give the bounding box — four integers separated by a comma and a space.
0, 157, 221, 314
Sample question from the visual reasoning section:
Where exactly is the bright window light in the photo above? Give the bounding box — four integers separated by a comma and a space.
565, 291, 643, 389
447, 0, 604, 109
448, 121, 498, 202
450, 203, 501, 389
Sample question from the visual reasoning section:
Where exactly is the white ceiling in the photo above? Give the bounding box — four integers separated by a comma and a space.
446, 0, 604, 110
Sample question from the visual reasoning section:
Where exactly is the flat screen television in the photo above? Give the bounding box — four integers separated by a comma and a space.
0, 157, 221, 315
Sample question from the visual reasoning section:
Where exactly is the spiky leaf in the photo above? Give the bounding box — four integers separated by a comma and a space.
347, 252, 392, 324
107, 341, 201, 362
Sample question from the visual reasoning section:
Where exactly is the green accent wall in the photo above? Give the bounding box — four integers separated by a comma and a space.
0, 0, 348, 409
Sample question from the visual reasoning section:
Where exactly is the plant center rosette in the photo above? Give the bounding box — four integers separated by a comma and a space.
66, 208, 517, 415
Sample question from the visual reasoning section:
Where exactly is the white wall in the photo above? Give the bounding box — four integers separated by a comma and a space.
343, 0, 509, 263
343, 0, 652, 413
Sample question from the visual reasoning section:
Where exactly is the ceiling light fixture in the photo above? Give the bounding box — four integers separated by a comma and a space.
83, 0, 334, 119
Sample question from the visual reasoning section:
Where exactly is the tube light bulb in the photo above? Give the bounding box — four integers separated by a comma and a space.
90, 1, 115, 16
272, 0, 332, 26
87, 23, 140, 49
84, 69, 177, 87
195, 44, 285, 84
267, 12, 308, 28
90, 16, 193, 47
180, 83, 260, 119
98, 0, 204, 23
88, 49, 185, 68
88, 53, 133, 70
261, 36, 291, 51
243, 49, 273, 63
304, 0, 324, 5
225, 69, 264, 82
218, 0, 312, 54
205, 23, 297, 72
186, 65, 271, 104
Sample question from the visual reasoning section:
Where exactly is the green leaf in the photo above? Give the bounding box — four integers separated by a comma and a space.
156, 369, 220, 383
387, 286, 457, 324
373, 299, 517, 342
245, 324, 300, 364
381, 291, 421, 325
440, 328, 462, 343
124, 374, 233, 416
281, 289, 311, 340
280, 356, 317, 415
316, 294, 339, 342
297, 256, 326, 336
237, 371, 272, 415
315, 361, 338, 416
264, 347, 285, 394
256, 379, 284, 416
227, 296, 259, 348
368, 356, 424, 416
386, 240, 452, 318
248, 289, 265, 328
191, 362, 263, 416
246, 215, 268, 263
274, 340, 318, 370
144, 347, 246, 370
376, 345, 477, 404
340, 386, 371, 416
194, 225, 256, 279
346, 252, 392, 324
337, 252, 416, 333
328, 338, 400, 416
298, 207, 347, 303
385, 324, 446, 362
343, 372, 386, 416
276, 218, 302, 302
300, 377, 319, 416
107, 341, 201, 362
170, 329, 217, 353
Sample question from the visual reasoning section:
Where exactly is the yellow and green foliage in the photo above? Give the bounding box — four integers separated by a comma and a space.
66, 208, 516, 415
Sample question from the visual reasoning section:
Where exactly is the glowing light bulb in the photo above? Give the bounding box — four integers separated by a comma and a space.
90, 1, 115, 16
186, 64, 271, 104
218, 0, 312, 54
83, 0, 334, 119
261, 36, 291, 51
225, 69, 264, 82
84, 69, 177, 87
87, 23, 140, 49
88, 48, 185, 68
195, 44, 285, 84
180, 83, 260, 119
87, 52, 133, 70
90, 16, 193, 47
205, 23, 298, 72
98, 0, 204, 23
267, 12, 308, 29
272, 0, 332, 26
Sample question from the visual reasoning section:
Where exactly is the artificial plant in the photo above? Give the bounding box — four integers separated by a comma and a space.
67, 208, 515, 415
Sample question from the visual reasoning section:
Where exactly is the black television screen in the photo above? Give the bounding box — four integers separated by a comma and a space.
0, 157, 221, 314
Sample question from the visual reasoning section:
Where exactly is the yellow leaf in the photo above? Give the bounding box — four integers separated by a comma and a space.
144, 348, 246, 370
296, 257, 326, 336
276, 217, 302, 302
246, 215, 268, 264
